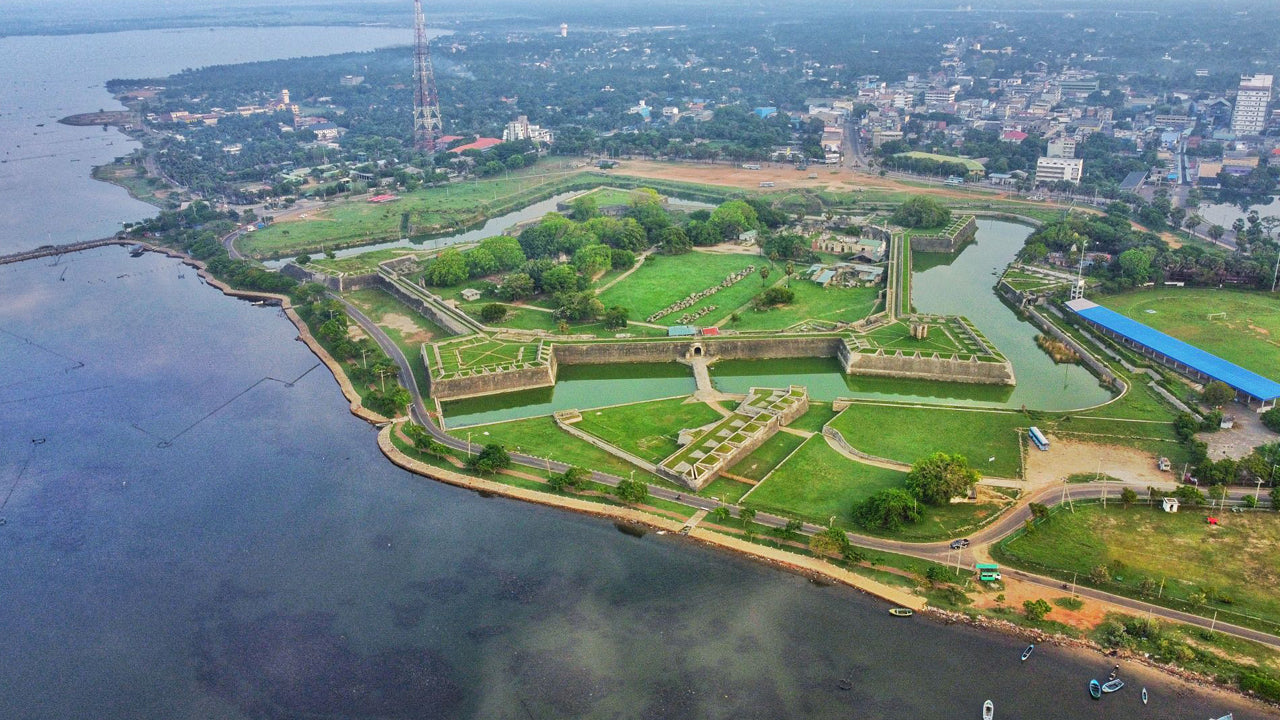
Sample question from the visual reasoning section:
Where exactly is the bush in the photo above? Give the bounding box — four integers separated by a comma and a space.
479, 303, 508, 323
891, 195, 952, 229
756, 286, 796, 308
1263, 407, 1280, 433
1053, 596, 1084, 611
1023, 598, 1052, 621
467, 444, 511, 474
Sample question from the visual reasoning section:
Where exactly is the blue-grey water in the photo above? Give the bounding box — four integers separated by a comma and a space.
0, 26, 1269, 720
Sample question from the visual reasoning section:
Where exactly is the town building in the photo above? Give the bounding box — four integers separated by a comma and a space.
1035, 156, 1083, 184
1046, 137, 1076, 158
1231, 74, 1272, 136
502, 115, 554, 144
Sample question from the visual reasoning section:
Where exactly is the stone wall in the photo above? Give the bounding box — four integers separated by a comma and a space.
427, 351, 557, 401
553, 336, 846, 365
909, 215, 978, 253
843, 348, 1015, 385
379, 276, 474, 336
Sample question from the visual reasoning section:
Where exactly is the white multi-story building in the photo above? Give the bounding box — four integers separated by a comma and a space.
502, 115, 554, 144
1036, 156, 1084, 184
1046, 137, 1076, 158
1231, 74, 1273, 136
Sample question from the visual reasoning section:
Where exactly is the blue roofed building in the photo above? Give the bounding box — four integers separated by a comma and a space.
1066, 298, 1280, 409
667, 325, 698, 337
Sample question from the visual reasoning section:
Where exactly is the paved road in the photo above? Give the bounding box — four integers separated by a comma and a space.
333, 290, 1280, 650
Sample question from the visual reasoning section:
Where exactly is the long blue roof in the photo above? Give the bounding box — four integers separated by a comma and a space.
1067, 299, 1280, 401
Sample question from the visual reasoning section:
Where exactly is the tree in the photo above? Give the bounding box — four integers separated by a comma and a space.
423, 248, 468, 286
1264, 407, 1280, 433
540, 263, 579, 294
572, 243, 613, 277
479, 236, 526, 271
549, 466, 589, 491
467, 443, 511, 474
1202, 381, 1234, 408
404, 422, 450, 458
480, 303, 508, 323
851, 488, 922, 530
709, 199, 759, 240
760, 265, 771, 284
499, 272, 535, 301
660, 226, 691, 255
568, 195, 599, 221
891, 195, 952, 229
1208, 224, 1226, 242
1117, 247, 1153, 283
1174, 484, 1206, 507
296, 253, 312, 265
905, 453, 979, 505
1120, 487, 1138, 507
710, 506, 732, 523
614, 477, 649, 504
1029, 502, 1050, 520
781, 518, 804, 540
756, 286, 795, 307
1022, 598, 1052, 621
465, 247, 498, 278
809, 526, 851, 559
602, 305, 629, 329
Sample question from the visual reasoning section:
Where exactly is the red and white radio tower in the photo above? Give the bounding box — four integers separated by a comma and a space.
412, 0, 443, 153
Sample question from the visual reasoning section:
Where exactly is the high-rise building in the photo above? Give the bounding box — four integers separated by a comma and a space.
1047, 137, 1076, 158
1231, 74, 1272, 136
560, 23, 568, 37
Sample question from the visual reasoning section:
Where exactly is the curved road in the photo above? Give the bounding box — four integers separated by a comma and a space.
335, 293, 1280, 650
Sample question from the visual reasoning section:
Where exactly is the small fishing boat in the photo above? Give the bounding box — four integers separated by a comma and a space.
1101, 679, 1124, 693
982, 699, 993, 720
1021, 644, 1034, 661
1142, 687, 1148, 704
1089, 679, 1102, 699
889, 607, 913, 617
1211, 714, 1234, 720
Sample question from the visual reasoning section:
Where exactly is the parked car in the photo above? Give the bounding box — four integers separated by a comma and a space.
949, 538, 970, 550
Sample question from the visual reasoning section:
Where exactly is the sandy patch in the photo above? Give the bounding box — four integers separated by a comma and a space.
1024, 436, 1171, 488
970, 578, 1109, 631
346, 325, 368, 341
380, 312, 434, 344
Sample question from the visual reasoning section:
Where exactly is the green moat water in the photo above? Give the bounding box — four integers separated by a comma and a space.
441, 221, 1115, 426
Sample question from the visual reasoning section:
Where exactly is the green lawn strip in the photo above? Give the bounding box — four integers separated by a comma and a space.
723, 281, 879, 331
1099, 288, 1280, 380
445, 415, 685, 491
573, 396, 723, 463
995, 502, 1280, 635
745, 436, 906, 525
699, 476, 755, 503
722, 431, 807, 483
597, 251, 777, 324
829, 402, 1027, 478
787, 402, 839, 433
308, 248, 422, 275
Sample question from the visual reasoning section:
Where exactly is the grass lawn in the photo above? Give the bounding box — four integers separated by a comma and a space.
447, 416, 670, 485
308, 248, 422, 275
786, 402, 839, 433
699, 476, 755, 503
574, 397, 723, 463
724, 431, 807, 482
998, 504, 1280, 632
597, 251, 777, 325
746, 436, 907, 523
829, 402, 1027, 478
895, 151, 985, 173
1099, 288, 1280, 380
723, 280, 879, 331
430, 336, 546, 376
242, 167, 581, 257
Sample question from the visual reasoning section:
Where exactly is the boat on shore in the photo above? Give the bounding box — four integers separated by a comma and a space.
1101, 679, 1124, 693
1020, 644, 1034, 661
1089, 679, 1101, 699
889, 607, 913, 617
982, 699, 993, 719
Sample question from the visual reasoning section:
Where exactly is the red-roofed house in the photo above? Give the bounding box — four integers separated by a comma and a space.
1000, 129, 1028, 143
449, 137, 503, 154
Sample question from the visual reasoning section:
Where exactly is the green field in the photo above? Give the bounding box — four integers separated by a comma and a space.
828, 402, 1027, 478
863, 319, 968, 355
786, 402, 839, 433
597, 251, 776, 326
723, 279, 879, 331
574, 397, 723, 463
746, 436, 907, 522
309, 248, 423, 275
724, 430, 806, 482
998, 504, 1280, 631
242, 168, 580, 257
447, 416, 669, 485
1099, 288, 1280, 380
895, 151, 985, 173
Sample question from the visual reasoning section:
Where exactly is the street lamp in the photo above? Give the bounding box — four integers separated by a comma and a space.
466, 431, 472, 458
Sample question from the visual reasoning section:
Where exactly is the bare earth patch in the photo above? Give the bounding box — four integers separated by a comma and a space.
970, 580, 1109, 631
1024, 436, 1171, 488
380, 312, 434, 344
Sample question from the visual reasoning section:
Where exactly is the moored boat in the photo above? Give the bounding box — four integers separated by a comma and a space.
1089, 679, 1101, 699
982, 699, 993, 720
1101, 679, 1124, 693
889, 607, 913, 617
1142, 687, 1148, 704
1020, 644, 1034, 661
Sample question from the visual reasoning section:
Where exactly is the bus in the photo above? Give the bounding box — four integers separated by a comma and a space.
975, 563, 1002, 582
741, 163, 762, 170
1028, 426, 1049, 452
